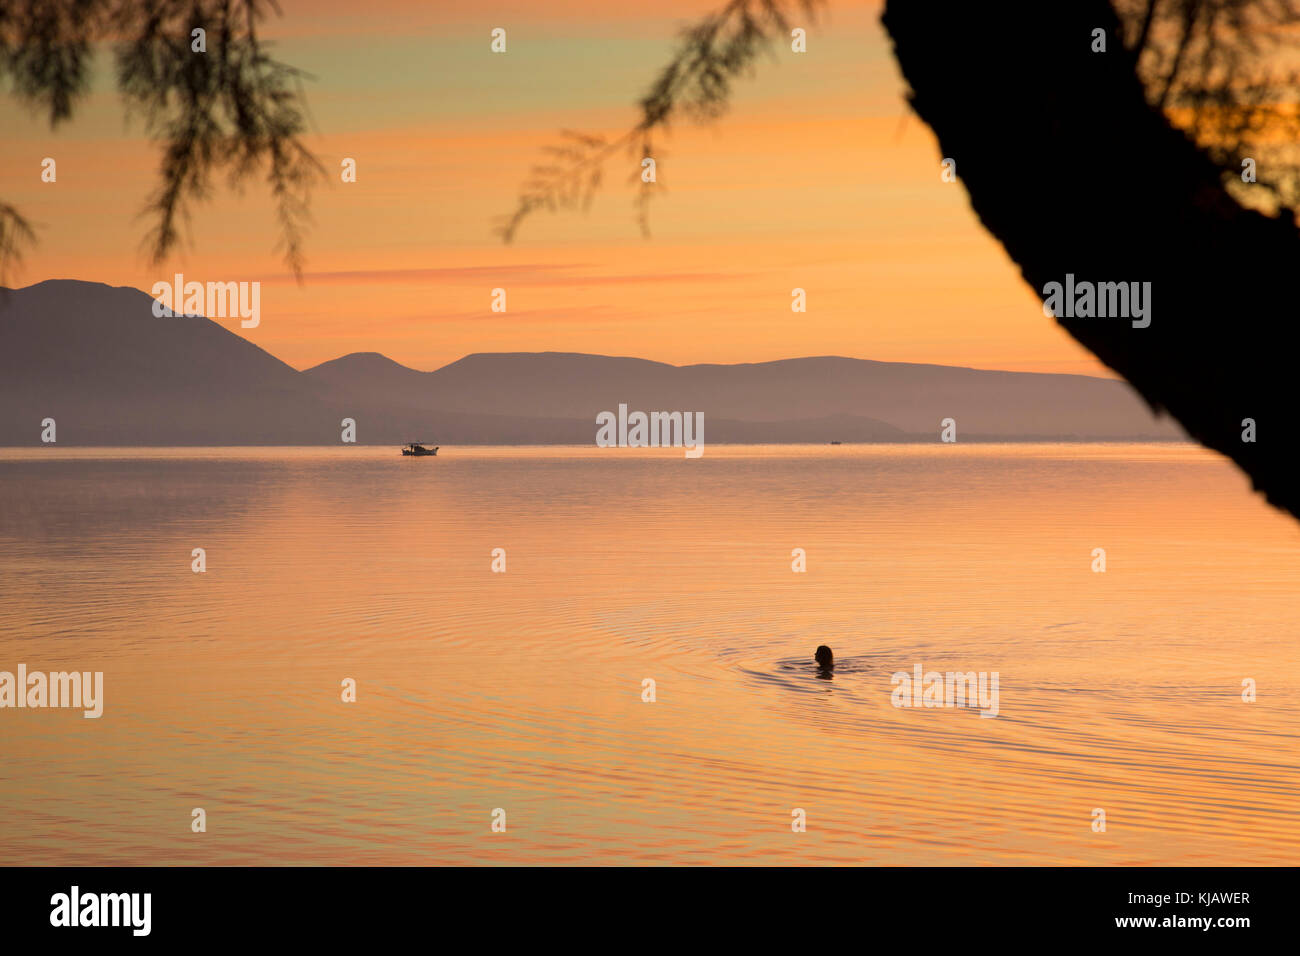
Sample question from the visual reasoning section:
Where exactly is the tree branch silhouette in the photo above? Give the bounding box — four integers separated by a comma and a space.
497, 0, 821, 242
884, 0, 1300, 518
1116, 0, 1300, 216
0, 0, 322, 285
0, 202, 37, 279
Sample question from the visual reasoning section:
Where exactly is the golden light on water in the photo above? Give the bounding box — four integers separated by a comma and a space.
2, 444, 1296, 864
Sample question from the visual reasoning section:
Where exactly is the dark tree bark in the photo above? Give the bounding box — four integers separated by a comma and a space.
883, 0, 1300, 519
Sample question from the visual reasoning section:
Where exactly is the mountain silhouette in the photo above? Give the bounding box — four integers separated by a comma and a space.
0, 280, 1183, 445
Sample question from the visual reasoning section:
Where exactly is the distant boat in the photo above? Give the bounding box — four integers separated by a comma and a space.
829, 441, 842, 445
401, 442, 438, 456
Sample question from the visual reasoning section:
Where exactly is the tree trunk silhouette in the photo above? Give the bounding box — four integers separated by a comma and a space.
883, 0, 1300, 520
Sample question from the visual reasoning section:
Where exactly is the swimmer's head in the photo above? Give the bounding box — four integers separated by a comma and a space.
814, 645, 833, 669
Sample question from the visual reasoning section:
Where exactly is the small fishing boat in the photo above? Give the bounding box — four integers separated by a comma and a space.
401, 442, 438, 457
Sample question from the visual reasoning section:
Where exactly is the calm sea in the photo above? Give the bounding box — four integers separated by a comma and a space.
1, 444, 1297, 864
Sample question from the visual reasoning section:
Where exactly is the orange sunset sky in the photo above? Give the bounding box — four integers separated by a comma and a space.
0, 0, 1112, 377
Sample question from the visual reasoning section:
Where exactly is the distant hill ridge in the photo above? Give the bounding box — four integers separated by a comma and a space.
0, 279, 1184, 445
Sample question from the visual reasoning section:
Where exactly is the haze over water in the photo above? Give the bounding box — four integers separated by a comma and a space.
1, 443, 1297, 865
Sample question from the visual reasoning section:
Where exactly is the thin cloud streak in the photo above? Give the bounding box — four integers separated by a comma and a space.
268, 266, 746, 286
